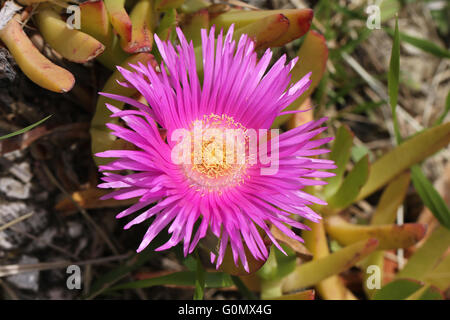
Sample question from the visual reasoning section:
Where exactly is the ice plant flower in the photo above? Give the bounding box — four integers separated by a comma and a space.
97, 26, 336, 272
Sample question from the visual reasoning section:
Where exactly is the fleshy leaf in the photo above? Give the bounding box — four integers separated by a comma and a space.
371, 171, 410, 225
325, 216, 426, 250
121, 0, 154, 53
373, 279, 443, 300
156, 0, 185, 10
233, 14, 289, 50
105, 0, 133, 43
36, 7, 105, 63
0, 15, 75, 93
423, 254, 450, 291
327, 155, 369, 210
356, 122, 450, 202
323, 125, 354, 199
80, 0, 110, 40
303, 219, 357, 300
396, 226, 450, 280
181, 9, 209, 47
155, 8, 178, 42
282, 238, 378, 292
362, 171, 410, 298
210, 9, 313, 47
90, 53, 156, 165
80, 1, 129, 69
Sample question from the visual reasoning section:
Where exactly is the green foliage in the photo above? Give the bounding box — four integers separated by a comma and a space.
386, 28, 450, 59
193, 253, 206, 300
323, 125, 354, 198
387, 19, 450, 230
327, 155, 369, 209
373, 279, 443, 300
0, 115, 51, 141
69, 0, 450, 300
411, 165, 450, 229
108, 271, 233, 291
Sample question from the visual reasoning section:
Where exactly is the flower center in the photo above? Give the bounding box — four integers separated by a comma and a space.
183, 114, 249, 193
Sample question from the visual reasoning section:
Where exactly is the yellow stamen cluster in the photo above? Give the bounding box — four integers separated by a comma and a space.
183, 114, 249, 193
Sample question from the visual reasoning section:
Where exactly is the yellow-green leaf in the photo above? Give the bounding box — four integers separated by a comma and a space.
327, 155, 369, 210
325, 216, 426, 250
90, 53, 155, 165
356, 122, 450, 201
323, 125, 354, 199
373, 279, 443, 300
371, 171, 410, 225
397, 226, 450, 280
211, 9, 313, 47
282, 238, 378, 292
233, 14, 289, 50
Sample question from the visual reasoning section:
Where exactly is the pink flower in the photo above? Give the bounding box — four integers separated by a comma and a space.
97, 26, 336, 272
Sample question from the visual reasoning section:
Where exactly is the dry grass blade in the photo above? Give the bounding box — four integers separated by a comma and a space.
0, 253, 130, 278
0, 212, 33, 232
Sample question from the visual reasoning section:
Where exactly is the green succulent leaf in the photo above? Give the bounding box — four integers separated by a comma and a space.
362, 172, 410, 299
155, 0, 185, 11
423, 254, 450, 291
356, 122, 450, 202
155, 8, 177, 42
327, 155, 369, 209
373, 279, 443, 300
371, 171, 410, 225
233, 14, 290, 50
397, 226, 450, 280
325, 216, 425, 250
180, 0, 210, 14
323, 125, 354, 199
90, 53, 155, 165
211, 9, 314, 48
181, 9, 208, 47
282, 238, 379, 292
258, 244, 296, 282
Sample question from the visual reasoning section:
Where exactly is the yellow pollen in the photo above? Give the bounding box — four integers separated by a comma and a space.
182, 114, 249, 193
